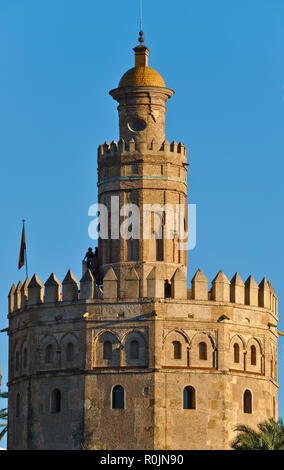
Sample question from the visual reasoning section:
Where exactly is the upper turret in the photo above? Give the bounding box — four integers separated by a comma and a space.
109, 31, 174, 146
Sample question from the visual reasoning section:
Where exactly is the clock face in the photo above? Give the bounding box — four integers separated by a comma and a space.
128, 118, 147, 132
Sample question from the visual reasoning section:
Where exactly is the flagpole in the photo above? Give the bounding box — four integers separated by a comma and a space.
22, 219, 28, 279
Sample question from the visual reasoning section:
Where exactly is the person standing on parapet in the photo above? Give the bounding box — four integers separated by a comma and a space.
84, 247, 94, 270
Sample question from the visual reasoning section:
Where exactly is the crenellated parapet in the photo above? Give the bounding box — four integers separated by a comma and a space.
9, 270, 79, 313
190, 269, 278, 316
97, 138, 187, 161
8, 267, 104, 314
8, 266, 278, 317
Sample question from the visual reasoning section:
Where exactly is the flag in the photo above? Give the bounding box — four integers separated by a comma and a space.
18, 223, 26, 270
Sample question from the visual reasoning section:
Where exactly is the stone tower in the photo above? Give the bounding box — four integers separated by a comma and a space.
6, 33, 279, 450
97, 35, 187, 299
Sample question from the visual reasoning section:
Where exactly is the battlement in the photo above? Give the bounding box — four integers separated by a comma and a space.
97, 139, 187, 159
8, 267, 278, 317
190, 269, 278, 315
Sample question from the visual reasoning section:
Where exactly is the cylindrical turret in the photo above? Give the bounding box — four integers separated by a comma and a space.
109, 40, 174, 147
98, 36, 188, 298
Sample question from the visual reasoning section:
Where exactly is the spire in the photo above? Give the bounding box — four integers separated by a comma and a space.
139, 0, 144, 43
134, 2, 149, 68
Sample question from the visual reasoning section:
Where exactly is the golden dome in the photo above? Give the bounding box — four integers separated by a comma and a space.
119, 66, 166, 88
118, 38, 166, 88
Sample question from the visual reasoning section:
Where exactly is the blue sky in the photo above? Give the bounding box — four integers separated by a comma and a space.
0, 0, 283, 448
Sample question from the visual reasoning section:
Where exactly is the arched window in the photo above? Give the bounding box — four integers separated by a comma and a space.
130, 340, 139, 360
251, 345, 256, 366
51, 389, 61, 413
23, 348, 27, 369
183, 386, 196, 410
103, 341, 112, 360
173, 341, 182, 360
66, 342, 74, 362
244, 390, 252, 414
112, 385, 124, 409
234, 343, 240, 363
45, 344, 53, 364
15, 351, 20, 371
199, 342, 207, 360
16, 393, 20, 417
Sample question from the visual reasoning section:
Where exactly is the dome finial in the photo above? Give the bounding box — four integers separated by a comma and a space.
138, 28, 144, 44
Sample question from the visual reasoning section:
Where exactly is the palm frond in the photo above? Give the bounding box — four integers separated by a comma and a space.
232, 418, 284, 450
0, 425, 8, 441
0, 393, 8, 442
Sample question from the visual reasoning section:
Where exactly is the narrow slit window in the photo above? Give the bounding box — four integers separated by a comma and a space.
130, 340, 139, 360
51, 389, 61, 413
199, 342, 207, 360
112, 385, 124, 409
183, 386, 196, 410
173, 341, 182, 360
23, 348, 27, 369
234, 343, 240, 363
164, 280, 171, 298
66, 343, 74, 362
103, 341, 112, 360
251, 345, 256, 366
244, 390, 252, 414
45, 344, 53, 364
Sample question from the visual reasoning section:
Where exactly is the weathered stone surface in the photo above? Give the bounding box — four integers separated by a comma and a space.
125, 267, 139, 298
62, 270, 79, 302
14, 281, 23, 311
191, 269, 208, 300
230, 272, 245, 304
171, 267, 187, 299
103, 267, 118, 299
147, 267, 164, 298
28, 274, 44, 305
245, 275, 259, 306
212, 271, 230, 302
80, 269, 94, 300
8, 284, 16, 313
21, 278, 30, 308
44, 273, 61, 303
259, 277, 271, 309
